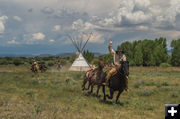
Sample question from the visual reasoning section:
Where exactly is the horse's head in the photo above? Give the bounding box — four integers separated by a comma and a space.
98, 60, 104, 69
118, 61, 129, 76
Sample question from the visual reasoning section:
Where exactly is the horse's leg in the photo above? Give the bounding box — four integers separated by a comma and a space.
96, 84, 101, 97
102, 85, 106, 101
116, 88, 124, 103
90, 84, 94, 93
106, 88, 114, 99
82, 77, 87, 91
87, 79, 91, 90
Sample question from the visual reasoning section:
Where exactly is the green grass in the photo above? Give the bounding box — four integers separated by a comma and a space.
0, 66, 180, 119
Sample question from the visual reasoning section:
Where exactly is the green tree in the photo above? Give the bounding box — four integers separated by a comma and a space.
100, 53, 113, 65
70, 54, 77, 63
134, 43, 143, 66
117, 41, 134, 61
117, 38, 168, 66
83, 50, 94, 63
171, 39, 180, 66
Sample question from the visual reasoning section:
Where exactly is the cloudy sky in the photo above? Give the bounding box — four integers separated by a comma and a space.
0, 0, 180, 54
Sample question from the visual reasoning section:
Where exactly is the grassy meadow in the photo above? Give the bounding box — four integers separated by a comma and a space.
0, 66, 180, 119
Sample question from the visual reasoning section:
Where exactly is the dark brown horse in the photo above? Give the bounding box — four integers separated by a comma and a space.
102, 61, 129, 103
82, 61, 104, 96
39, 64, 47, 73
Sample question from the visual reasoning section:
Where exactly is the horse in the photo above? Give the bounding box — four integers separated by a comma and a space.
102, 61, 129, 103
82, 61, 104, 96
39, 64, 47, 73
82, 69, 93, 91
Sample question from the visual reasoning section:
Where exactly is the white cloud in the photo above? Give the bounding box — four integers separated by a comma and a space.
90, 32, 105, 43
125, 11, 152, 24
72, 19, 84, 31
7, 40, 19, 44
72, 19, 99, 32
136, 25, 149, 30
0, 15, 8, 35
52, 25, 61, 31
0, 22, 5, 35
49, 39, 55, 43
41, 7, 54, 14
98, 0, 152, 26
71, 19, 105, 43
0, 15, 8, 22
157, 30, 180, 39
13, 16, 22, 22
151, 0, 180, 28
135, 0, 150, 9
32, 32, 45, 40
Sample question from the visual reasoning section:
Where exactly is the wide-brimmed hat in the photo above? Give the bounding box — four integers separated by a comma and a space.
116, 50, 124, 54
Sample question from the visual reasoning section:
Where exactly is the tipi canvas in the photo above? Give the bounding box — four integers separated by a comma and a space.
69, 53, 90, 71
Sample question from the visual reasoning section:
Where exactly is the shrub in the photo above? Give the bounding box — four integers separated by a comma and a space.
47, 60, 54, 67
134, 82, 141, 88
160, 63, 171, 67
129, 61, 136, 66
161, 81, 169, 86
171, 91, 178, 98
13, 58, 24, 66
0, 59, 8, 65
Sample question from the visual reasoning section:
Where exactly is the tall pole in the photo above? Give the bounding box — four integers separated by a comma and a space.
81, 32, 93, 52
67, 34, 80, 52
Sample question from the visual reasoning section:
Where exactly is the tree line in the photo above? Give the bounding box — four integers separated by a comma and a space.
116, 38, 180, 66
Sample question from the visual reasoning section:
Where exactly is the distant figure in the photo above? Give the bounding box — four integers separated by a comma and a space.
31, 61, 38, 73
39, 63, 47, 73
56, 60, 62, 71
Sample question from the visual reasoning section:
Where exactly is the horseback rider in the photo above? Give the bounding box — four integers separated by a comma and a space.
103, 40, 128, 90
56, 60, 61, 70
85, 60, 103, 80
31, 60, 39, 73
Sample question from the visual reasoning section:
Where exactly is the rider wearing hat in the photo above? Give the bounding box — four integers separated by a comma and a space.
103, 40, 127, 86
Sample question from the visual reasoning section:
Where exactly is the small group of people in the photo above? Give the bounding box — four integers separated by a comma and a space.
31, 61, 48, 73
31, 60, 62, 73
88, 40, 129, 91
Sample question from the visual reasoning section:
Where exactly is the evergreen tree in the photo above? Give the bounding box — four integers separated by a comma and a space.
83, 50, 94, 63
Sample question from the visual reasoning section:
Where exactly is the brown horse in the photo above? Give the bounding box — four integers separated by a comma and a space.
82, 69, 93, 91
82, 61, 104, 96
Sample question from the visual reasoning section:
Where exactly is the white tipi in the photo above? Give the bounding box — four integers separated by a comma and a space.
69, 53, 90, 71
68, 33, 92, 71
